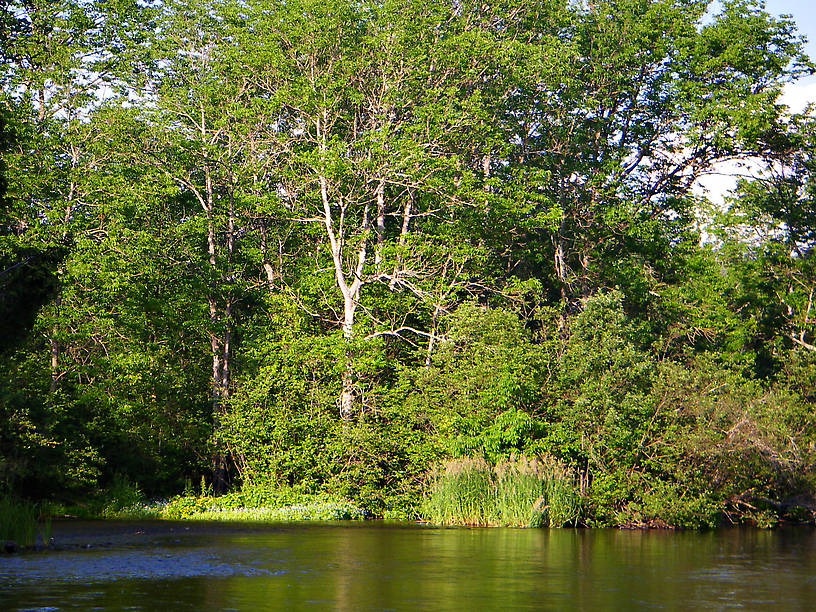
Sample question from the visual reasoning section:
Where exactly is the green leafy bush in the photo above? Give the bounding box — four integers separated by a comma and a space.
160, 495, 216, 519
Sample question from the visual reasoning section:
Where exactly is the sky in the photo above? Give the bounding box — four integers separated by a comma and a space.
766, 0, 816, 60
767, 0, 816, 110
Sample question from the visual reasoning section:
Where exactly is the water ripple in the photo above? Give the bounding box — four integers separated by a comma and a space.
0, 549, 274, 584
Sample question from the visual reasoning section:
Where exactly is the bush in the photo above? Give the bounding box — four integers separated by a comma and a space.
160, 494, 215, 519
99, 475, 146, 518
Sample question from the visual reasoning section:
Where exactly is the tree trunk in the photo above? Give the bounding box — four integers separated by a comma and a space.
425, 303, 442, 367
204, 163, 233, 494
553, 224, 570, 330
374, 178, 386, 272
318, 114, 368, 421
260, 222, 279, 296
339, 277, 359, 421
49, 294, 62, 394
49, 337, 60, 393
389, 188, 413, 290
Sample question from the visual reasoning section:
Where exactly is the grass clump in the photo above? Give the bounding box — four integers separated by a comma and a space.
422, 455, 581, 527
0, 496, 51, 549
422, 457, 494, 526
183, 501, 366, 522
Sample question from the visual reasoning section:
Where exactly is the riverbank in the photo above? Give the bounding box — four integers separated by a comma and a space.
1, 490, 370, 554
103, 498, 367, 522
28, 519, 294, 552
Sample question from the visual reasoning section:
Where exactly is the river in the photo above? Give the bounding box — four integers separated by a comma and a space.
1, 521, 815, 610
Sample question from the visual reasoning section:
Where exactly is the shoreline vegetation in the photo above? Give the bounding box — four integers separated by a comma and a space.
0, 497, 51, 552
3, 487, 814, 556
421, 456, 583, 528
62, 477, 816, 530
5, 449, 815, 555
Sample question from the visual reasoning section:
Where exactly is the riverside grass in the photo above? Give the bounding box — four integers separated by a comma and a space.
172, 502, 366, 522
91, 477, 367, 522
0, 496, 51, 548
104, 496, 366, 522
421, 455, 582, 527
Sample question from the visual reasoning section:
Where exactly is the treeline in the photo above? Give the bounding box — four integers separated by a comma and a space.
2, 0, 816, 527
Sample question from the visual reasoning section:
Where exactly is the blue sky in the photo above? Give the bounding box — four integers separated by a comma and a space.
766, 0, 816, 88
766, 0, 816, 56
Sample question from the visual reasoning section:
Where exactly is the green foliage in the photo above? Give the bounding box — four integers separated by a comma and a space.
215, 483, 335, 510
544, 292, 656, 476
409, 304, 549, 459
99, 475, 146, 518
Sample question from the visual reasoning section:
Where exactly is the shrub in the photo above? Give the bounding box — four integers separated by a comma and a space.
99, 475, 146, 518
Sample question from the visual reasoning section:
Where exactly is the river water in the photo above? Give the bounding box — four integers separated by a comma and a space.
1, 521, 815, 610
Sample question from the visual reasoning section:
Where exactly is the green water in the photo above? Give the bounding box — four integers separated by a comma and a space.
1, 522, 815, 610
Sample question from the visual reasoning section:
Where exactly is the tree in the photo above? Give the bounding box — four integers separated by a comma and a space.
235, 0, 512, 418
489, 0, 810, 317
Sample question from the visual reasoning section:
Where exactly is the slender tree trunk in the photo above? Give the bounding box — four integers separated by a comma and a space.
260, 223, 279, 295
336, 215, 367, 420
204, 163, 232, 494
553, 205, 570, 330
374, 178, 386, 272
222, 183, 235, 404
48, 144, 79, 395
553, 234, 569, 296
49, 339, 60, 393
425, 303, 441, 367
339, 300, 357, 420
318, 111, 370, 420
389, 188, 413, 290
579, 245, 592, 299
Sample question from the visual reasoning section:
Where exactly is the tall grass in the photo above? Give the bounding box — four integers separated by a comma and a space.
422, 455, 582, 527
0, 496, 50, 548
422, 457, 495, 526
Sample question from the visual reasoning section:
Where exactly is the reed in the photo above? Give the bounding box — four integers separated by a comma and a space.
0, 496, 49, 549
544, 477, 582, 528
422, 455, 582, 527
422, 457, 494, 526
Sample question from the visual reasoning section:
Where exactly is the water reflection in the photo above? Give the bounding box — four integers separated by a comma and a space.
1, 523, 815, 610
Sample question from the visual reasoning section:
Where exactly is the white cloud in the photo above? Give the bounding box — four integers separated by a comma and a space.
694, 159, 765, 206
780, 79, 816, 114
